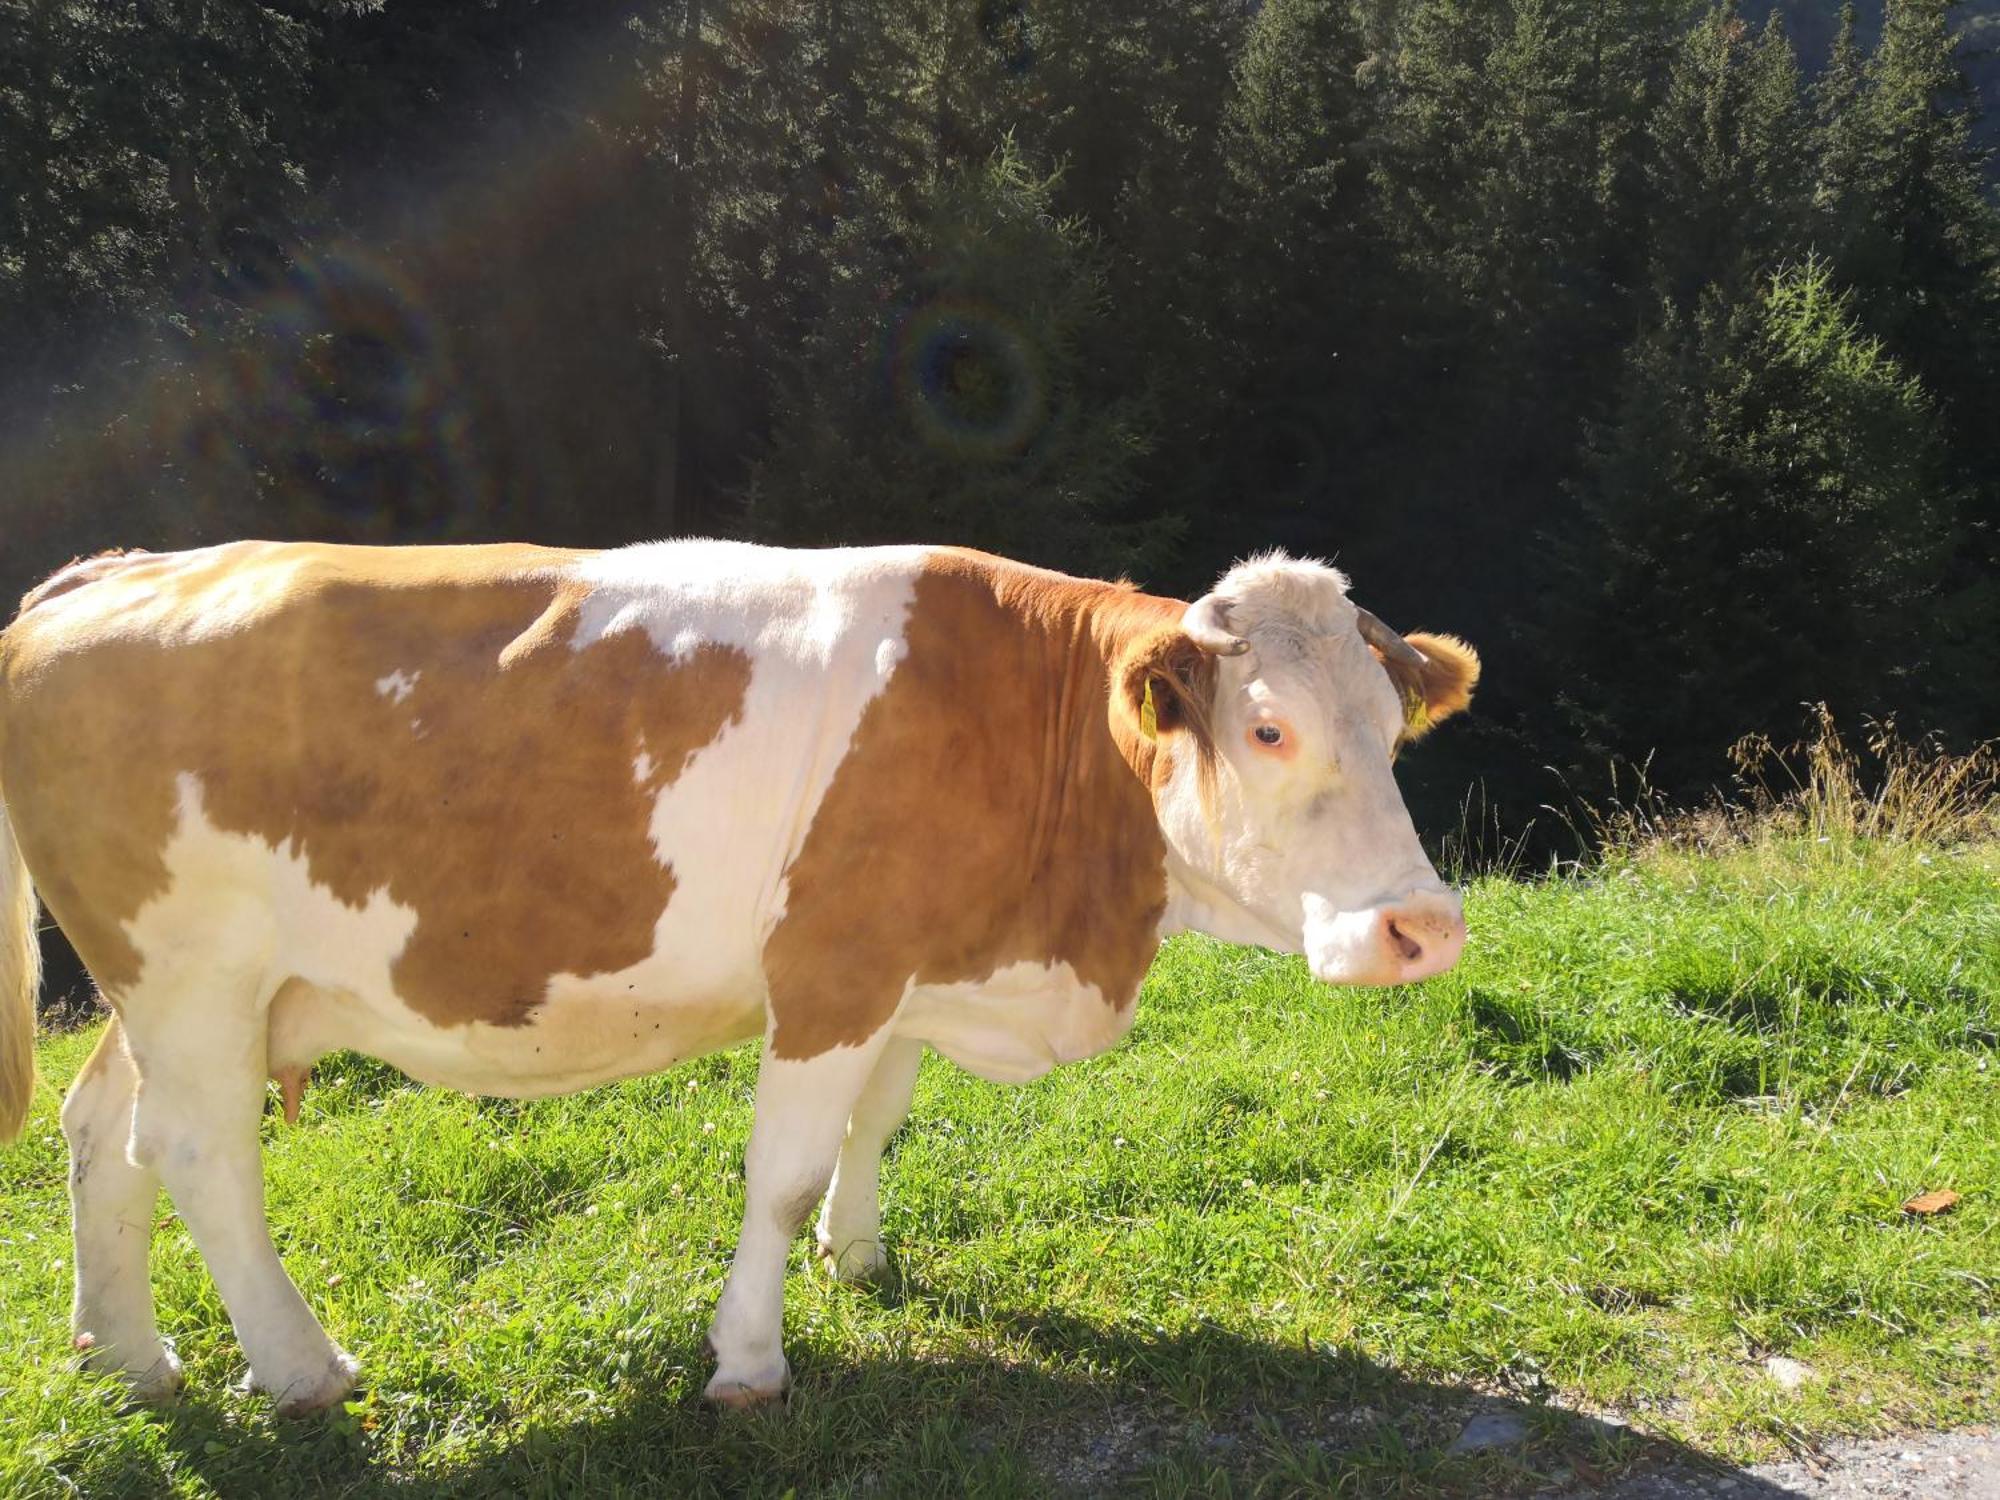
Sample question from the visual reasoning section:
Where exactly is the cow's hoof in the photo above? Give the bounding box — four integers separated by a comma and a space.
83, 1341, 185, 1404
125, 1349, 187, 1404
816, 1230, 888, 1283
703, 1356, 790, 1410
252, 1348, 361, 1418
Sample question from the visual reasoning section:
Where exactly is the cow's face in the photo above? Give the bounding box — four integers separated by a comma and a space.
1122, 555, 1479, 987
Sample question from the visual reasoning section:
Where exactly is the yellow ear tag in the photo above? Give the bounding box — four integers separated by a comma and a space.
1400, 684, 1431, 735
1139, 679, 1159, 741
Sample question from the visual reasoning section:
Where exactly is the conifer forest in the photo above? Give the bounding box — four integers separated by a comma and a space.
3, 0, 1996, 843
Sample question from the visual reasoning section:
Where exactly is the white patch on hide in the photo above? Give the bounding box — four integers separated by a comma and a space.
374, 669, 420, 704
548, 542, 927, 1002
894, 960, 1132, 1084
123, 774, 420, 1013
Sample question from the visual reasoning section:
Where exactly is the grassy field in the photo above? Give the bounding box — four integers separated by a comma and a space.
1, 806, 1995, 1494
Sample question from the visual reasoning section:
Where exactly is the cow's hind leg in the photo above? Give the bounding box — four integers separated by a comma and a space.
63, 1018, 182, 1400
121, 972, 357, 1416
706, 1036, 891, 1407
815, 1037, 922, 1283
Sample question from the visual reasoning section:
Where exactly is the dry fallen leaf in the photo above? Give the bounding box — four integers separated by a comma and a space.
1902, 1189, 1960, 1216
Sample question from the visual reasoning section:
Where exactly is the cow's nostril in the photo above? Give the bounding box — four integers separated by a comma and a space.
1385, 917, 1423, 963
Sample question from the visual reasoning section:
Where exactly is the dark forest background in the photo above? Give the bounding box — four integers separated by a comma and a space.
3, 0, 1997, 858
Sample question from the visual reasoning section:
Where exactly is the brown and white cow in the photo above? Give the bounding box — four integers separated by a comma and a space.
0, 540, 1478, 1412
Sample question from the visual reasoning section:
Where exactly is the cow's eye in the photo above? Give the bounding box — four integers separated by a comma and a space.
1253, 724, 1283, 747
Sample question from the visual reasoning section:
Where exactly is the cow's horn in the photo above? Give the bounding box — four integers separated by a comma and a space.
1354, 606, 1428, 671
1182, 593, 1248, 656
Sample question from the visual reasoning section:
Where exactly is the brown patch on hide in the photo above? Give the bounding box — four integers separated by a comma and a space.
763, 551, 1196, 1059
0, 541, 751, 1027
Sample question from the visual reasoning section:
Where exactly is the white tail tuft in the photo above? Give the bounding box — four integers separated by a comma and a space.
0, 797, 39, 1144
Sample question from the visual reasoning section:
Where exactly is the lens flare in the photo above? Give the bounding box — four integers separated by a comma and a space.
886, 297, 1049, 461
200, 245, 500, 542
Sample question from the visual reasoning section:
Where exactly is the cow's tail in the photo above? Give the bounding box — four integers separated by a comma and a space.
0, 794, 39, 1144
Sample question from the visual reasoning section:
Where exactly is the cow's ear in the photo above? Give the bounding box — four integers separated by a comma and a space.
1379, 632, 1480, 741
1116, 628, 1215, 745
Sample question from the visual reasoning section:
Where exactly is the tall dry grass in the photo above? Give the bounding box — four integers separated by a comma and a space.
1587, 705, 1999, 858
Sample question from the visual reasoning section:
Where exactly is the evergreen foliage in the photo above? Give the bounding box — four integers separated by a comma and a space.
747, 139, 1168, 577
1555, 258, 1950, 789
2, 0, 1997, 839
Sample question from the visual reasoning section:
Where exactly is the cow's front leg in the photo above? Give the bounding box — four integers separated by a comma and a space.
705, 1036, 889, 1407
816, 1037, 923, 1282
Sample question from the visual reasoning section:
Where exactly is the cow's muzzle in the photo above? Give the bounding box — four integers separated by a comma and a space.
1305, 887, 1467, 987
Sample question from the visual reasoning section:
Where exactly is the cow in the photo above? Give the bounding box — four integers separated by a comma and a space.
0, 540, 1478, 1414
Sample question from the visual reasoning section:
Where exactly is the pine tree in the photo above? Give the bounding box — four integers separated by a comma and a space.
745, 139, 1167, 578
0, 1, 315, 383
0, 0, 322, 577
980, 0, 1243, 589
1834, 0, 2000, 717
1361, 0, 1688, 672
1206, 0, 1376, 566
1645, 5, 1811, 308
1835, 0, 1999, 348
1551, 257, 1953, 791
1810, 2, 1872, 242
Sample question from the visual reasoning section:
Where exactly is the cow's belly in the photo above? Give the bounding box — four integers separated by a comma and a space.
112, 775, 774, 1099
268, 976, 765, 1098
893, 961, 1138, 1084
258, 871, 771, 1098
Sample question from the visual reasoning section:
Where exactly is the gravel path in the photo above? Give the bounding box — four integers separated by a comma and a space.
1587, 1428, 2000, 1499
1023, 1395, 1997, 1496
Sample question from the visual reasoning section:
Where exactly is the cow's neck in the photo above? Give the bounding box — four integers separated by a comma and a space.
953, 556, 1185, 1006
765, 552, 1178, 1060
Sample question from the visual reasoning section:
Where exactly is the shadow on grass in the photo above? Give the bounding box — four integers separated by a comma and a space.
48, 1291, 1806, 1500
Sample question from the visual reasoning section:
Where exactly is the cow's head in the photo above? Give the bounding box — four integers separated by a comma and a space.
1119, 553, 1480, 986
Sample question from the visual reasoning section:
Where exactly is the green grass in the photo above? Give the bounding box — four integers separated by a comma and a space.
1, 835, 1995, 1497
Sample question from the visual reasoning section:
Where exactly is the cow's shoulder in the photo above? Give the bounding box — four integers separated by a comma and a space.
762, 548, 1179, 1060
